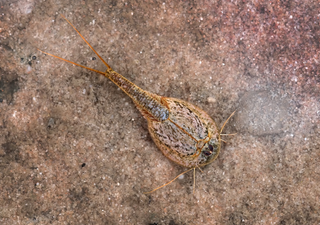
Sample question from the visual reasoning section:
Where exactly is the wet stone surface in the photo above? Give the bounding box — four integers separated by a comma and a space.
235, 90, 292, 136
0, 69, 19, 104
0, 0, 319, 224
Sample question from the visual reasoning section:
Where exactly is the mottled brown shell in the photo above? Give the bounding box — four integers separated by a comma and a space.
146, 97, 221, 168
40, 15, 223, 170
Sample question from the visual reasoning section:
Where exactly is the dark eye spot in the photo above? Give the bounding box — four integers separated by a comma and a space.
203, 150, 211, 156
203, 144, 215, 156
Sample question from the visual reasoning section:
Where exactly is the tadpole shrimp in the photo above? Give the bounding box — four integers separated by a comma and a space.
39, 15, 235, 194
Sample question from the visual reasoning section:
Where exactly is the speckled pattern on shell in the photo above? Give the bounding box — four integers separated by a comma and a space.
147, 97, 220, 168
37, 15, 223, 170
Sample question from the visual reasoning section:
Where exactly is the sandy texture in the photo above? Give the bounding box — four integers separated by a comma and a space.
0, 0, 319, 224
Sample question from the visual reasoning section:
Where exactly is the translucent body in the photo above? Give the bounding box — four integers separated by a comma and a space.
146, 98, 220, 168
106, 69, 221, 168
39, 15, 222, 169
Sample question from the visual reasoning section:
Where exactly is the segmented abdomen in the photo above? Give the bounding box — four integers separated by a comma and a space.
106, 70, 169, 121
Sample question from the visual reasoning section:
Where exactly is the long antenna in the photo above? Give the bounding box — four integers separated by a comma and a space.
60, 14, 112, 70
37, 49, 107, 77
144, 168, 194, 194
219, 110, 236, 134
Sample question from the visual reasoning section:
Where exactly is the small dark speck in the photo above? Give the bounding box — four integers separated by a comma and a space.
28, 61, 32, 66
259, 6, 266, 14
20, 58, 24, 62
0, 99, 2, 103
32, 56, 37, 60
92, 57, 96, 60
81, 163, 86, 167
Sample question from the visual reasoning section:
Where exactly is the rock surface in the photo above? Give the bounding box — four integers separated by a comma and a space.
0, 0, 319, 224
